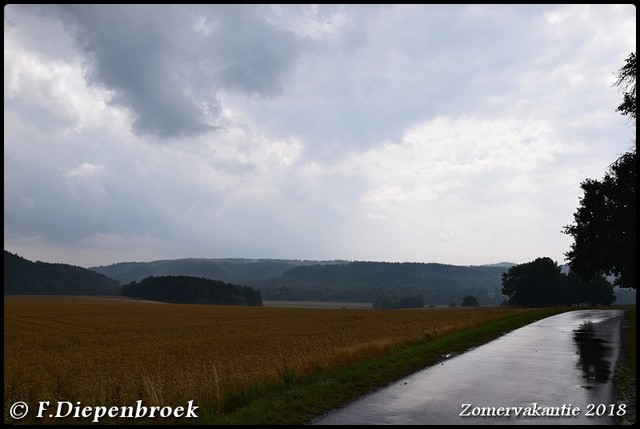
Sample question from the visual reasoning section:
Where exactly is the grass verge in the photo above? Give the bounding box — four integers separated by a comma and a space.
200, 307, 571, 425
613, 305, 636, 425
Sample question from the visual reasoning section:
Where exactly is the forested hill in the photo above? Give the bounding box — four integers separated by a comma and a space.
259, 261, 512, 306
90, 258, 348, 286
4, 251, 120, 296
90, 258, 515, 306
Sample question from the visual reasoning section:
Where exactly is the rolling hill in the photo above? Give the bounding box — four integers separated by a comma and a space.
90, 258, 348, 286
90, 258, 515, 306
10, 252, 634, 306
4, 251, 120, 296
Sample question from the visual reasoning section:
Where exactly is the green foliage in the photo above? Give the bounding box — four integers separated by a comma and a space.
613, 307, 636, 425
4, 250, 120, 295
261, 261, 509, 305
501, 257, 616, 307
502, 258, 565, 307
461, 296, 480, 307
563, 151, 636, 289
121, 275, 262, 306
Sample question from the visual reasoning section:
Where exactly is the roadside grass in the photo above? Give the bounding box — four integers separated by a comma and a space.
612, 305, 636, 425
202, 307, 570, 424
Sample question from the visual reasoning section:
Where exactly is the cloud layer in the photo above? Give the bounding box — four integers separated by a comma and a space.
4, 4, 636, 267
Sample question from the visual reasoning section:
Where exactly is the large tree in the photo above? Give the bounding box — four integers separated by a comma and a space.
563, 52, 636, 290
501, 257, 566, 307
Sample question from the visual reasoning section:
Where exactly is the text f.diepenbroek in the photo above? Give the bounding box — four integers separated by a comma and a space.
36, 400, 198, 422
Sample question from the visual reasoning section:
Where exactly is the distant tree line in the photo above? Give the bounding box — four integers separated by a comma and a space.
373, 294, 424, 309
501, 257, 615, 307
121, 275, 262, 306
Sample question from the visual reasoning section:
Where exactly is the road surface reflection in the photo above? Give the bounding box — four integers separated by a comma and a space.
573, 320, 613, 385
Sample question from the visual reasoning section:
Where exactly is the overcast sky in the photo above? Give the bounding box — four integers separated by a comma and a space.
4, 4, 636, 268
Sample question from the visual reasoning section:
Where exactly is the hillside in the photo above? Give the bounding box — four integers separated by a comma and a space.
15, 253, 634, 306
259, 261, 511, 305
89, 258, 513, 305
4, 251, 120, 296
90, 258, 348, 286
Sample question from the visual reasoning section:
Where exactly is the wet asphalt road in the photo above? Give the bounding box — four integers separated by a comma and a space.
313, 309, 624, 425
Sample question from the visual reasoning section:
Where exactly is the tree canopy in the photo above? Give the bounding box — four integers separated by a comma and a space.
563, 52, 636, 290
461, 296, 480, 307
501, 257, 615, 307
563, 152, 636, 289
121, 275, 262, 306
501, 258, 566, 307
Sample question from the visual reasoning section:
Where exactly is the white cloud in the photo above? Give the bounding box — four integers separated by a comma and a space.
65, 163, 105, 178
328, 112, 628, 264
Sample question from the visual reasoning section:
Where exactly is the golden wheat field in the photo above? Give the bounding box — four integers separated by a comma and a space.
4, 296, 537, 418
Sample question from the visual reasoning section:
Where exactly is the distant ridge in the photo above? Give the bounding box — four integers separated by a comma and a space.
479, 262, 517, 268
259, 261, 511, 305
4, 250, 120, 296
90, 258, 348, 286
91, 258, 517, 285
9, 253, 634, 305
90, 258, 513, 306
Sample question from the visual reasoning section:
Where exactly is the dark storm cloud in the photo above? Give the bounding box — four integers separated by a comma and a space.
59, 4, 302, 139
215, 8, 302, 97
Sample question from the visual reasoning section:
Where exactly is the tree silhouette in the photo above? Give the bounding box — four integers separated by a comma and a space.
461, 295, 479, 307
501, 257, 566, 307
501, 257, 615, 307
121, 275, 262, 306
615, 52, 636, 123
